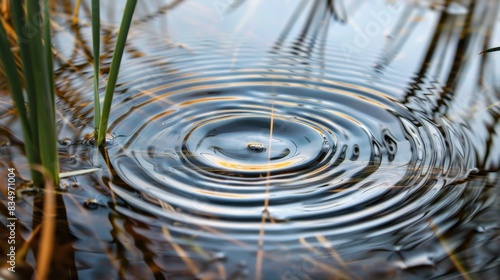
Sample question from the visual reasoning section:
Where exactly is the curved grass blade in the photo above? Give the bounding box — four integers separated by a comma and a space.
479, 46, 500, 54
97, 0, 138, 146
92, 0, 101, 133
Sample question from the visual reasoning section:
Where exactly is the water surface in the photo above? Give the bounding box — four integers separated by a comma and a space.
1, 0, 499, 279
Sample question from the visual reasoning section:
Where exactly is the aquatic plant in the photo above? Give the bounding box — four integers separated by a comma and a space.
95, 0, 137, 146
0, 1, 498, 278
84, 0, 138, 146
0, 0, 137, 187
91, 0, 101, 140
0, 0, 58, 187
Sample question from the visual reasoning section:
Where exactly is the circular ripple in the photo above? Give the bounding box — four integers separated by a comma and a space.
183, 116, 331, 175
105, 38, 482, 251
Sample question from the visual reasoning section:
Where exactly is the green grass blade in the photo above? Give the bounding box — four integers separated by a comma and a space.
44, 0, 55, 106
97, 0, 138, 146
26, 0, 59, 186
480, 46, 500, 54
43, 0, 59, 185
91, 0, 101, 133
10, 0, 44, 186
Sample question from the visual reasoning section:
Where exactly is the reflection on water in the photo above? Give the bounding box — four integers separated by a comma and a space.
1, 0, 499, 279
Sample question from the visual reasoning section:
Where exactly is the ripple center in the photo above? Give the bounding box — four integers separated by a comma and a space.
182, 116, 332, 175
247, 142, 267, 152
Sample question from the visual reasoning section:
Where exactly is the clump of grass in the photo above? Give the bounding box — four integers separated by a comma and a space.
0, 0, 138, 187
0, 0, 58, 187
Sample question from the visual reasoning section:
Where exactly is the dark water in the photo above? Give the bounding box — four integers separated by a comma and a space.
1, 0, 500, 279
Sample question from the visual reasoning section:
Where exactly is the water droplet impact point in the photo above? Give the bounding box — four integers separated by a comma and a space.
247, 142, 266, 152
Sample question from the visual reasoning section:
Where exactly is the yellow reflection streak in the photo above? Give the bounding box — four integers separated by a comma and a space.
255, 101, 275, 280
429, 219, 472, 280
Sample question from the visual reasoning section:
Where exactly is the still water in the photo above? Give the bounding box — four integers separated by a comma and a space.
1, 0, 499, 279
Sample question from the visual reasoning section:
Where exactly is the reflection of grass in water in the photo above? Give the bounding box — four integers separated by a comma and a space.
255, 101, 274, 280
429, 219, 473, 280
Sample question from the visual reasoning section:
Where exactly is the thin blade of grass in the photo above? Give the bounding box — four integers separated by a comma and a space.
72, 0, 82, 25
97, 0, 138, 146
161, 227, 200, 275
255, 102, 275, 280
479, 46, 500, 54
91, 0, 101, 133
26, 0, 59, 186
429, 220, 472, 280
42, 0, 59, 185
10, 0, 44, 186
43, 0, 55, 107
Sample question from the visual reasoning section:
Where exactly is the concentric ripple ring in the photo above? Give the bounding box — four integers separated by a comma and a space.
103, 39, 480, 252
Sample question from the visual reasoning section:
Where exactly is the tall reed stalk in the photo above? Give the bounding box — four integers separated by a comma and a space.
94, 0, 138, 146
91, 0, 101, 134
0, 0, 58, 187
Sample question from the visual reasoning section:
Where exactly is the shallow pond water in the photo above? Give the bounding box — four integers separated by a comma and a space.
1, 0, 500, 279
